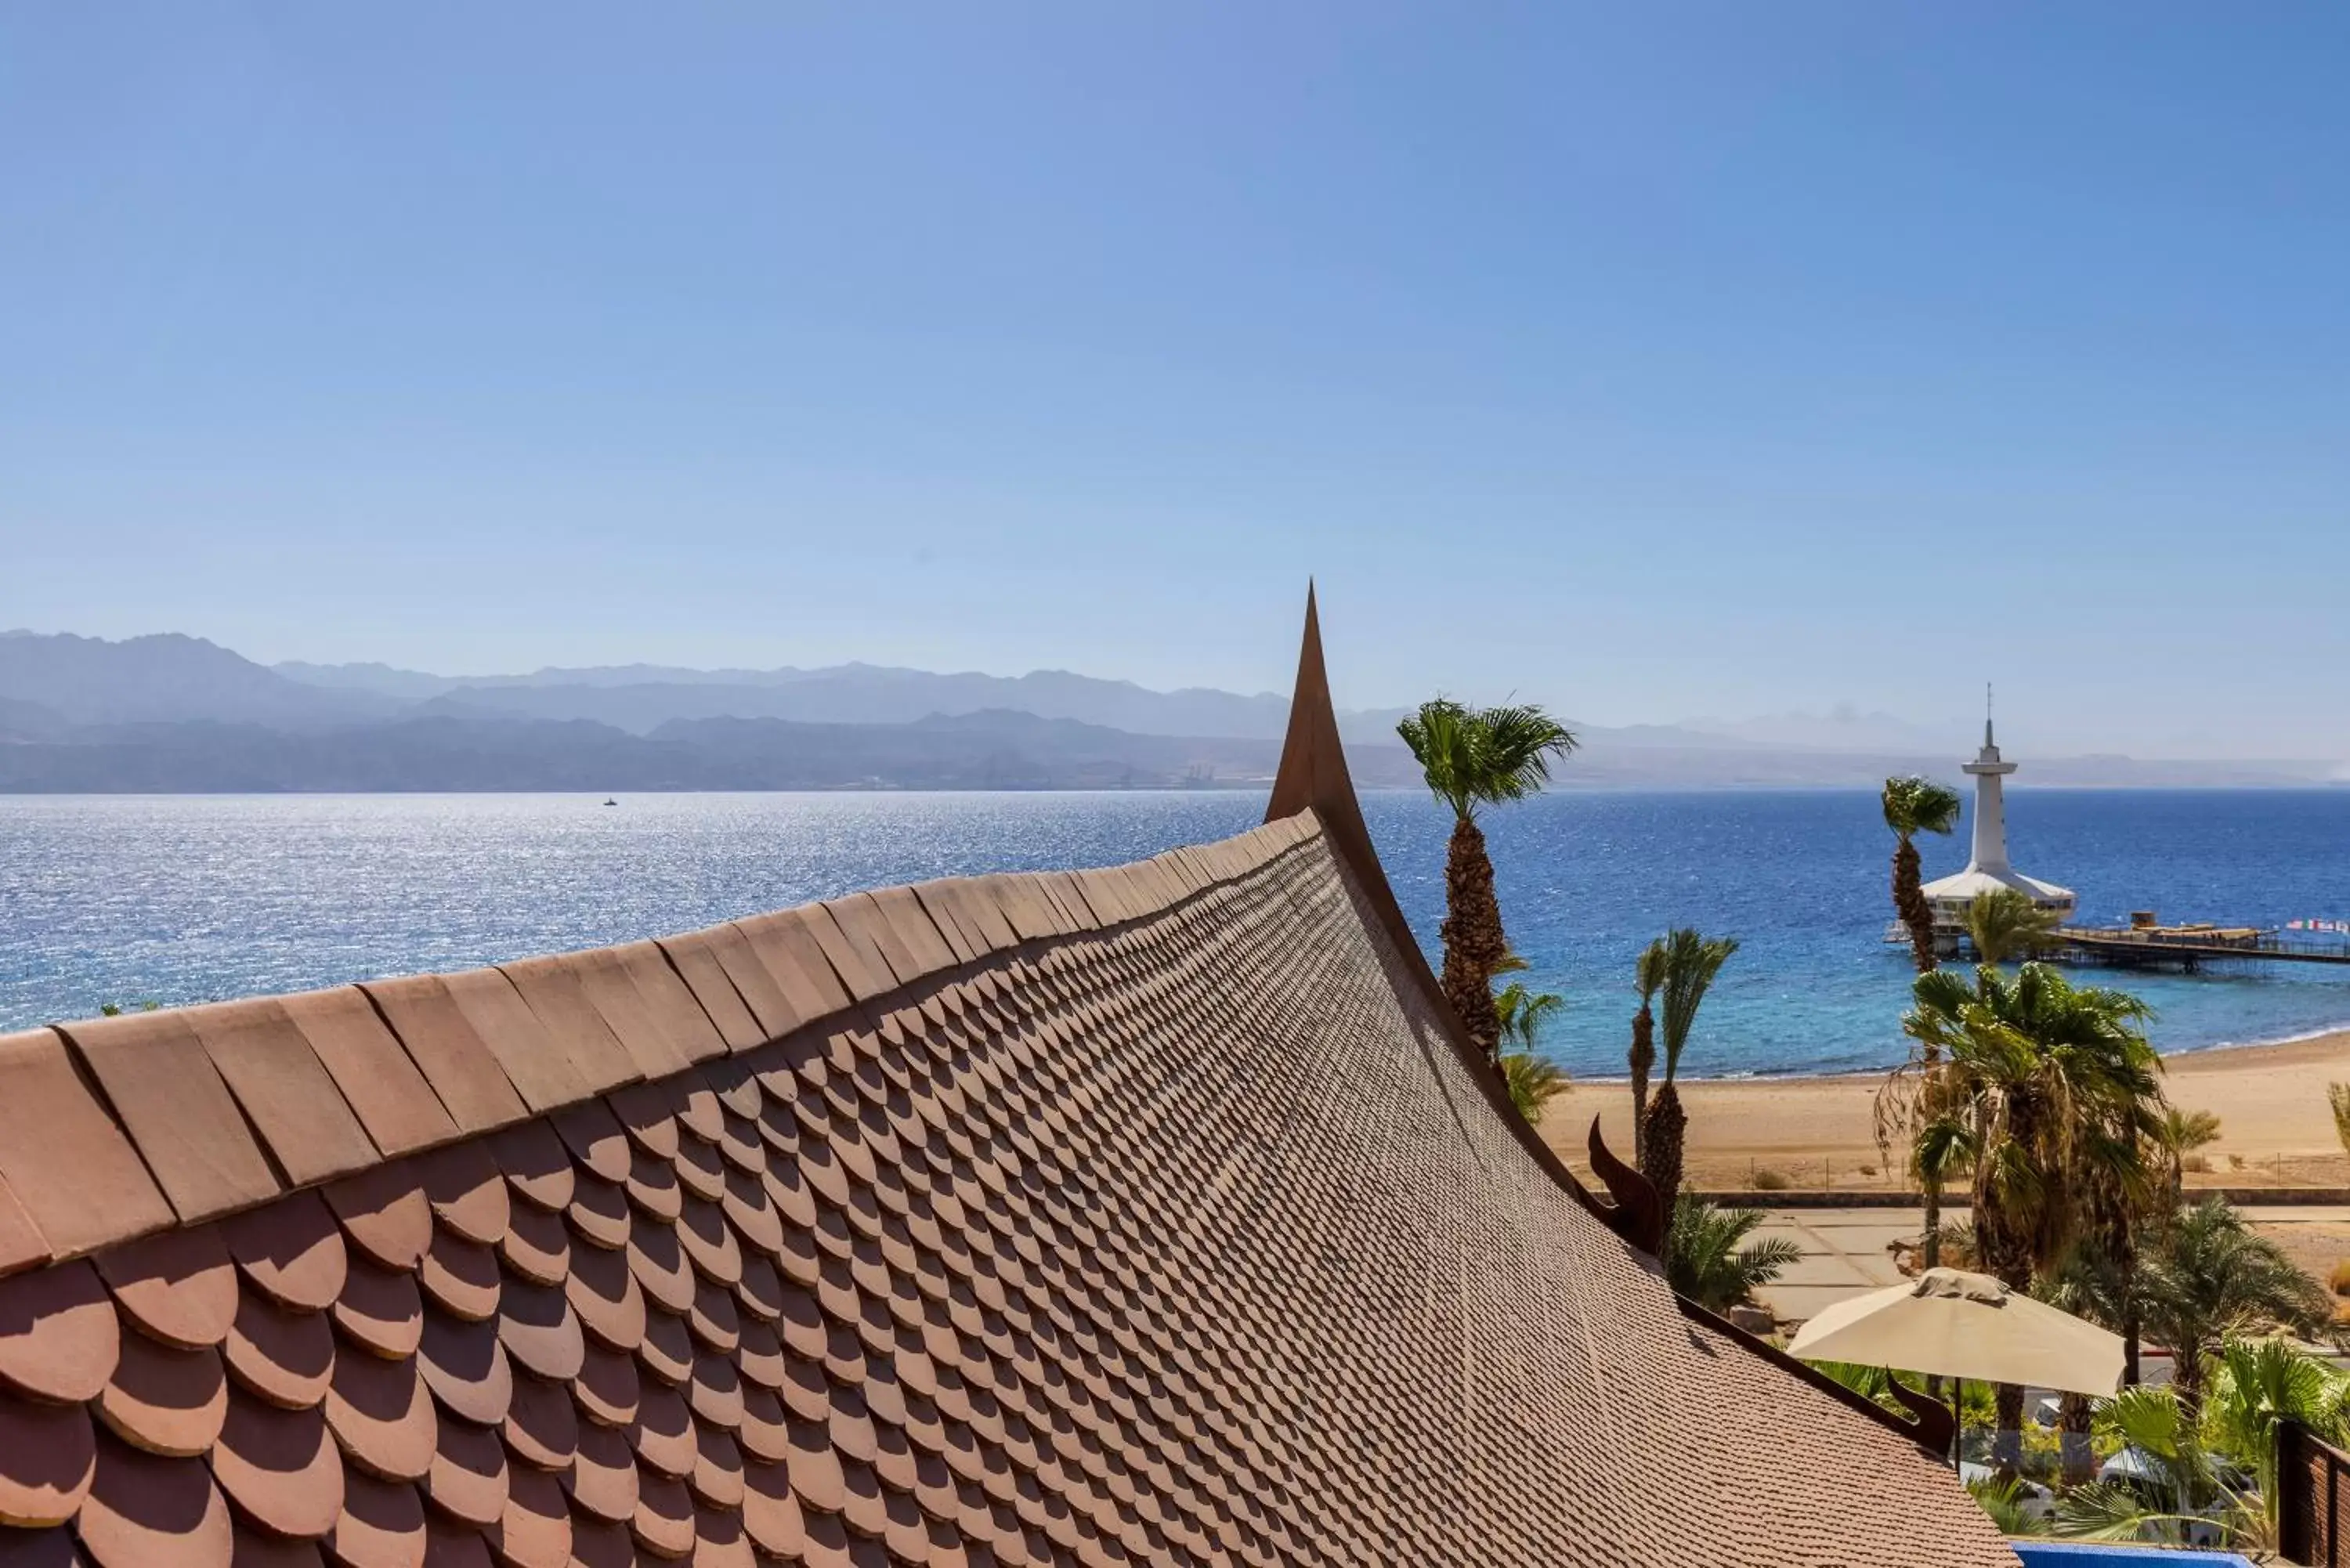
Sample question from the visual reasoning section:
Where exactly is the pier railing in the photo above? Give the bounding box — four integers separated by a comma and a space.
2055, 925, 2350, 966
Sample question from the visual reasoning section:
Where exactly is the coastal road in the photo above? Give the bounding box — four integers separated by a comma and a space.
1751, 1205, 2350, 1330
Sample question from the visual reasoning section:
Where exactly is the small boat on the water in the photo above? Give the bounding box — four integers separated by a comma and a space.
602, 797, 617, 807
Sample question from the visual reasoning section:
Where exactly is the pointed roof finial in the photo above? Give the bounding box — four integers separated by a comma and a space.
1267, 580, 1354, 832
1265, 581, 1425, 990
1985, 682, 1994, 749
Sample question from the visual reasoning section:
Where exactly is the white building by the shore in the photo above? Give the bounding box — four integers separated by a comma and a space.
1922, 715, 2077, 926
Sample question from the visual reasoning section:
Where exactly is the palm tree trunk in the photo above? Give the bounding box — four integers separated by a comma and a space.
1641, 1082, 1687, 1242
1983, 1223, 2034, 1482
1893, 834, 1946, 1270
1893, 837, 1937, 973
1993, 1380, 2026, 1482
2174, 1349, 2204, 1427
1629, 1003, 1654, 1167
2057, 1392, 2095, 1487
2119, 1228, 2142, 1387
1440, 815, 1508, 1064
1889, 841, 1946, 1269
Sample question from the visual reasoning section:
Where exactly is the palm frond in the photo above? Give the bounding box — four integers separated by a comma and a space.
1395, 698, 1576, 819
1965, 887, 2064, 965
1883, 775, 1964, 839
1499, 1052, 1571, 1123
2052, 1482, 2203, 1545
1665, 1195, 1795, 1312
2329, 1083, 2350, 1158
1654, 927, 1739, 1079
1969, 1477, 2048, 1537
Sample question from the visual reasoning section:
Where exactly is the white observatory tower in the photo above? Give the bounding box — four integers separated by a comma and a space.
1921, 690, 2076, 929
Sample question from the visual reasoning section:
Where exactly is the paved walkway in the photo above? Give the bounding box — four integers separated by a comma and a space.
1749, 1205, 2350, 1327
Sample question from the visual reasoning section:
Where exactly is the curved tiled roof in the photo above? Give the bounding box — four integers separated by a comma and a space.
0, 598, 2013, 1567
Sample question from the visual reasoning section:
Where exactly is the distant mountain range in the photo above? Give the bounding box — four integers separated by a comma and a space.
269, 654, 1413, 741
0, 630, 2339, 793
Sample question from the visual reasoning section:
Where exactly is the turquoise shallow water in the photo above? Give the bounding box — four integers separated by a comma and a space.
2, 789, 2347, 1078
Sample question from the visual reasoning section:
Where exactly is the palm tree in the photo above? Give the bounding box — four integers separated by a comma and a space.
2204, 1337, 2350, 1542
1628, 939, 1667, 1166
1966, 886, 2063, 965
2137, 1198, 2334, 1422
1882, 774, 1962, 1270
1500, 1053, 1571, 1124
1893, 960, 2167, 1468
2328, 1082, 2350, 1160
1665, 1195, 1800, 1313
2160, 1107, 2222, 1207
1968, 1477, 2049, 1538
1397, 699, 1578, 1064
1638, 928, 1739, 1236
2055, 1384, 2244, 1546
1882, 775, 1963, 972
1490, 957, 1571, 1123
2057, 1342, 2350, 1549
1493, 968, 1564, 1057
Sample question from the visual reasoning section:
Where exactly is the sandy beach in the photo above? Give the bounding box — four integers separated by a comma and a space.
1543, 1029, 2350, 1193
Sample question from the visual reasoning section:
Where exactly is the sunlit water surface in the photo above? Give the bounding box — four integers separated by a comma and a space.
5, 789, 2348, 1078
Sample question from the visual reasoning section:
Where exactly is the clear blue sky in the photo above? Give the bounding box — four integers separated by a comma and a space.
4, 4, 2345, 758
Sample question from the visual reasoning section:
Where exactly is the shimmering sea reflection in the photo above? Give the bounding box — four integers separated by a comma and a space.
3, 789, 2347, 1078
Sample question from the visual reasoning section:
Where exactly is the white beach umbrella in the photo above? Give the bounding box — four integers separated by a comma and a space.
1787, 1267, 2123, 1398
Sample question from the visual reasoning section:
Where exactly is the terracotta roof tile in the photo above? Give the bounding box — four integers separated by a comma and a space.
653, 936, 764, 1055
789, 907, 888, 1006
96, 1330, 224, 1462
209, 1392, 341, 1538
609, 942, 730, 1068
696, 923, 804, 1044
73, 1433, 220, 1566
327, 1472, 425, 1568
94, 1228, 238, 1353
354, 977, 529, 1138
493, 959, 640, 1100
436, 970, 590, 1117
273, 989, 454, 1160
0, 1263, 118, 1405
223, 1193, 345, 1314
176, 999, 378, 1189
54, 1013, 280, 1227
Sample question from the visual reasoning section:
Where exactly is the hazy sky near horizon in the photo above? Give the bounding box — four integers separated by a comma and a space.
5, 5, 2347, 759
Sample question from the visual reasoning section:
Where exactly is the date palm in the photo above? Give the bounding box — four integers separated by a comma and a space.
2137, 1198, 2334, 1423
1638, 928, 1739, 1237
2159, 1106, 2222, 1208
1500, 1052, 1571, 1124
1628, 939, 1667, 1166
1396, 699, 1577, 1064
1495, 968, 1570, 1123
2045, 1115, 2171, 1481
1492, 959, 1564, 1056
1882, 775, 1962, 1269
1967, 886, 2063, 965
1664, 1196, 1800, 1313
1891, 961, 2166, 1469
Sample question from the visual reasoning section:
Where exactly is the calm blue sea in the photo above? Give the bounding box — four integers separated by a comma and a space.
3, 789, 2348, 1078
